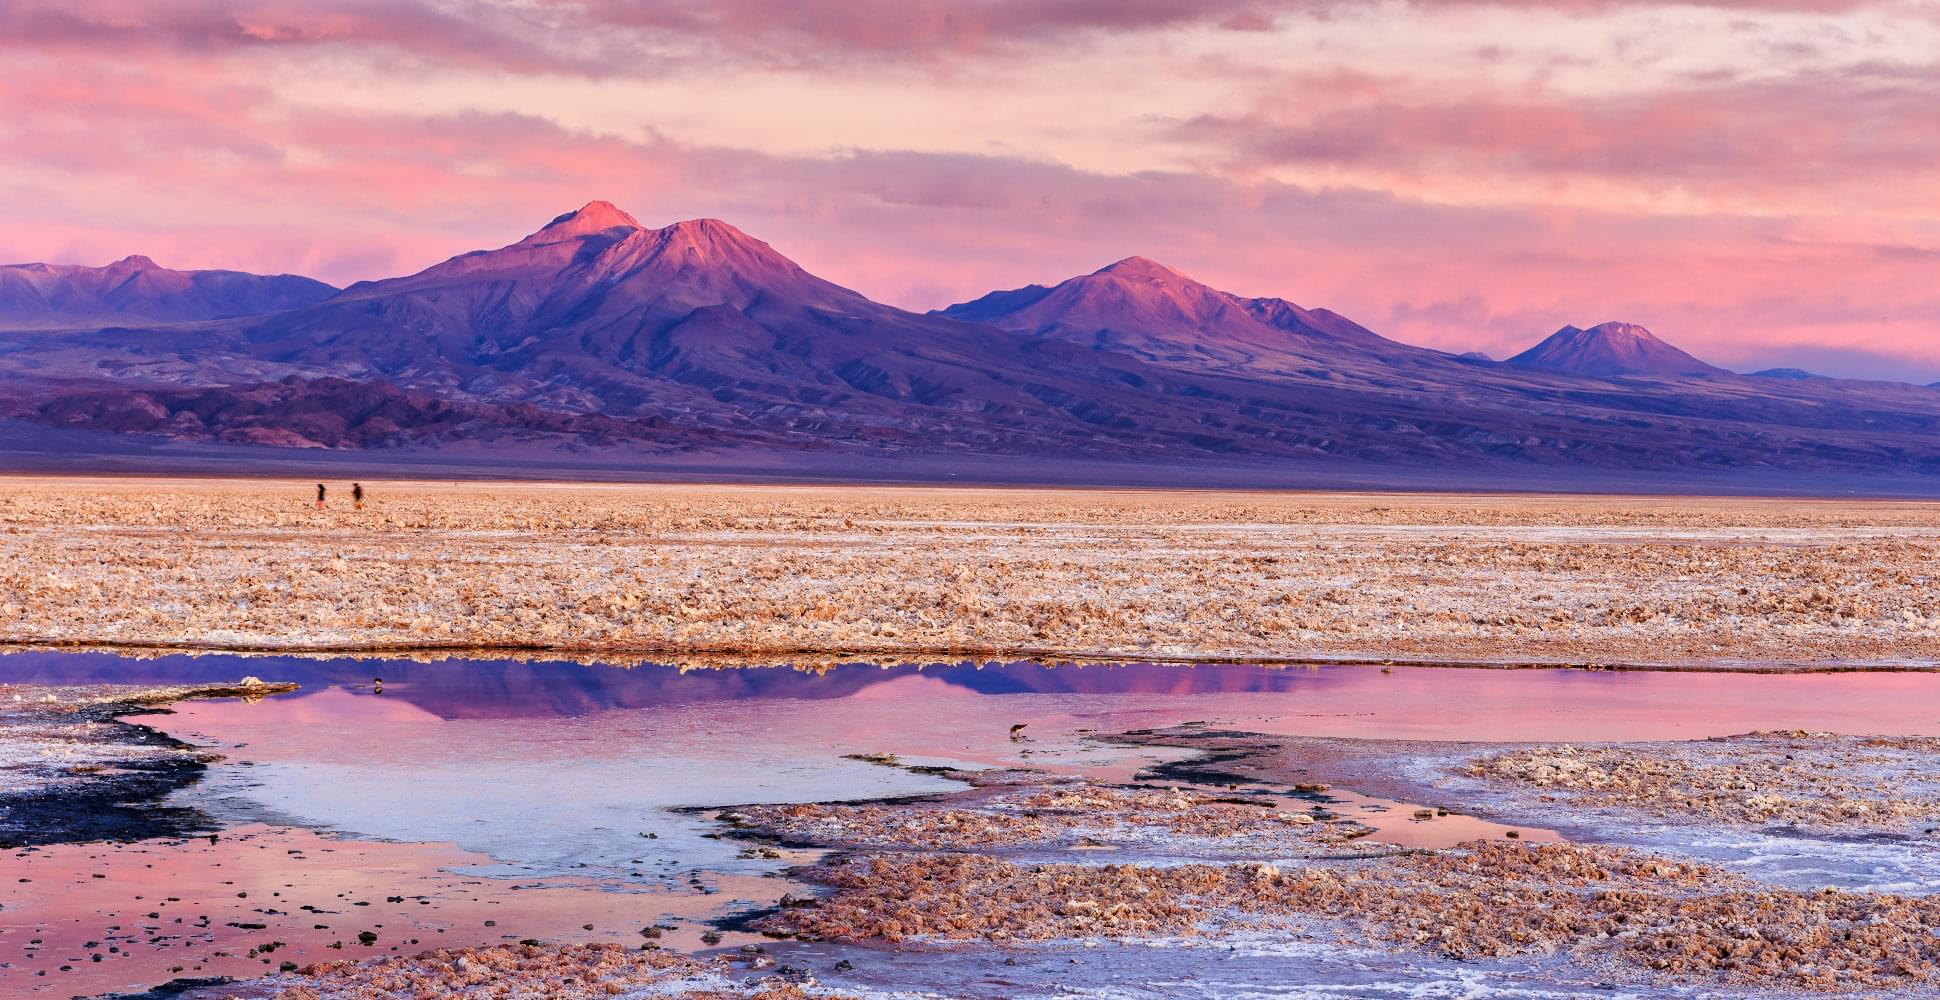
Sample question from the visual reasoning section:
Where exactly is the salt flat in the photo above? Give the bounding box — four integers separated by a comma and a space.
1, 477, 1935, 667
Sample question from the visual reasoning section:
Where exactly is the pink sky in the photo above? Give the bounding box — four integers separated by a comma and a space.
2, 0, 1937, 380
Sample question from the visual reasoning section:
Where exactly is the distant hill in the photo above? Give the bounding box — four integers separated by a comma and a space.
1506, 322, 1727, 378
0, 255, 336, 329
1751, 368, 1829, 381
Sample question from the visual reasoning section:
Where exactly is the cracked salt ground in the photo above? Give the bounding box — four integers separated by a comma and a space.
746, 933, 1679, 999
1409, 750, 1940, 892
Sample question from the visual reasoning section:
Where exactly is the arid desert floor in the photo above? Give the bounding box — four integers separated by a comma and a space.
2, 476, 1937, 666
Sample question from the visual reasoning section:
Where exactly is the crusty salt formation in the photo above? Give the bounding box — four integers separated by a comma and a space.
1466, 731, 1940, 832
2, 480, 1936, 665
772, 842, 1940, 991
249, 942, 857, 999
728, 781, 1385, 857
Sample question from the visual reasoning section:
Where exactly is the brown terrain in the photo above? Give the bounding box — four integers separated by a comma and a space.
0, 477, 1934, 666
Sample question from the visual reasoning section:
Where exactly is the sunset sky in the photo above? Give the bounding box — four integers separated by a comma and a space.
3, 0, 1937, 380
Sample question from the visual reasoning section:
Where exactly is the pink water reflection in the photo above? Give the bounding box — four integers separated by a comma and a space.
168, 664, 1940, 760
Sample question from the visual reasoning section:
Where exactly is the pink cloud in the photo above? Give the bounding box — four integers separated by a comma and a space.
2, 1, 1884, 76
1173, 69, 1940, 201
0, 1, 572, 71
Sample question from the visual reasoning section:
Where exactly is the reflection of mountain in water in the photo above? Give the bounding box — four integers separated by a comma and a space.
0, 651, 1352, 720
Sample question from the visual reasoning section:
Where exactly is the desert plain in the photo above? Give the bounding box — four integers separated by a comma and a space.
1, 476, 1936, 666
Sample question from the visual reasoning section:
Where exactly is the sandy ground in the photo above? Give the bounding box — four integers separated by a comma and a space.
1, 477, 1937, 667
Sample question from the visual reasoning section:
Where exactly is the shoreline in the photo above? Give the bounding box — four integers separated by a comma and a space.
5, 638, 1940, 674
0, 681, 297, 847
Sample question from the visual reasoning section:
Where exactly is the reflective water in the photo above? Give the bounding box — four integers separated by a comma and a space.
5, 652, 1940, 998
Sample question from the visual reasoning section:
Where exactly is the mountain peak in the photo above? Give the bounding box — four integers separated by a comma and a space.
337, 206, 836, 320
1094, 256, 1189, 280
662, 217, 743, 237
532, 200, 643, 241
1577, 321, 1653, 341
108, 254, 160, 272
1507, 321, 1726, 378
656, 217, 761, 250
646, 218, 799, 277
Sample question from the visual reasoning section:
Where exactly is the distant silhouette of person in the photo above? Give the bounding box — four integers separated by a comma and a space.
315, 483, 326, 510
352, 482, 365, 510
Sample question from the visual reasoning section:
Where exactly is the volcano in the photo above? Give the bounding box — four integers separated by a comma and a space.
1507, 322, 1727, 378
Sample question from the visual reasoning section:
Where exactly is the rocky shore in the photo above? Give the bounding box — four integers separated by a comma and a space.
0, 680, 295, 845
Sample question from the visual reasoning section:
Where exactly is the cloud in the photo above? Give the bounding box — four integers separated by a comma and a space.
1164, 67, 1940, 184
536, 0, 1300, 66
0, 1, 575, 72
3, 0, 1891, 77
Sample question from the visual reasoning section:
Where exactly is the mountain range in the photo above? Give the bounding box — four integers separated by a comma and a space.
0, 255, 337, 329
3, 200, 1938, 486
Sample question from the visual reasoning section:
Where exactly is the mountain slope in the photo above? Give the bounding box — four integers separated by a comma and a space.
1507, 322, 1727, 378
0, 255, 337, 330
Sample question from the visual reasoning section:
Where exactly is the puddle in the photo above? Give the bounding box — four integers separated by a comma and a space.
1301, 785, 1561, 849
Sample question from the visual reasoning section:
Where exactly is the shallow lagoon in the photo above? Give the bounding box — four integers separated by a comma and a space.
7, 653, 1940, 997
